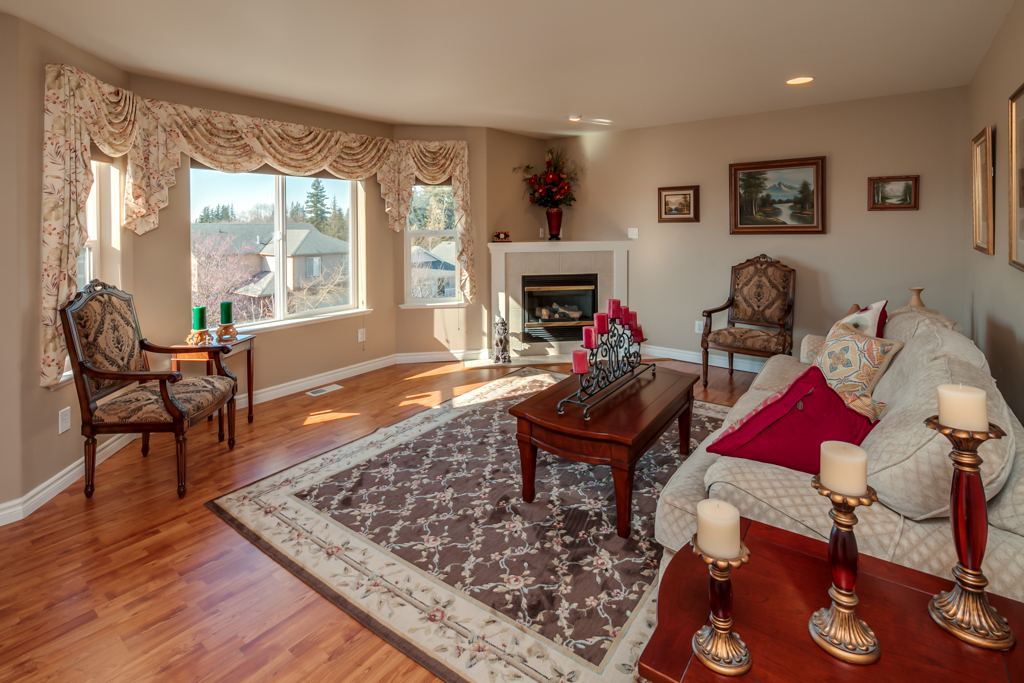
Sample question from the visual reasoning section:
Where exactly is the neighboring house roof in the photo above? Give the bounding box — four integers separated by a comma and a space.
190, 222, 348, 257
410, 245, 456, 271
234, 271, 276, 298
430, 241, 458, 266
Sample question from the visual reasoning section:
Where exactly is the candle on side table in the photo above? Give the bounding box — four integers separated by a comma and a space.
192, 306, 206, 330
220, 301, 233, 325
819, 441, 868, 496
696, 498, 741, 559
571, 349, 589, 374
937, 384, 989, 431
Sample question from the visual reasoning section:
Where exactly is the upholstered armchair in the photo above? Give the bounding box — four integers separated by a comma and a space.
700, 255, 796, 388
60, 281, 238, 499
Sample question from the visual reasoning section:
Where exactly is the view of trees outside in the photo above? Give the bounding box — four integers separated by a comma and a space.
407, 185, 458, 299
190, 170, 353, 325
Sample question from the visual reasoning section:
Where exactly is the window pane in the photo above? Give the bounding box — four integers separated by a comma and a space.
286, 177, 352, 313
408, 185, 454, 230
76, 246, 92, 290
410, 234, 457, 299
190, 169, 276, 325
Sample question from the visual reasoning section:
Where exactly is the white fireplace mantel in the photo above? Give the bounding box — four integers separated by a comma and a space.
488, 240, 631, 360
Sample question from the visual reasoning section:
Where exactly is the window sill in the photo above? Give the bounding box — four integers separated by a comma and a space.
238, 308, 373, 334
399, 301, 467, 310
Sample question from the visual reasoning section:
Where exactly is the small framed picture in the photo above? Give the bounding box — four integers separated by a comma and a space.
658, 185, 700, 223
492, 231, 511, 242
868, 175, 919, 211
729, 157, 826, 234
972, 127, 994, 255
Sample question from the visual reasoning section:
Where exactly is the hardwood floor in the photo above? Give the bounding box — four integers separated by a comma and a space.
0, 360, 753, 682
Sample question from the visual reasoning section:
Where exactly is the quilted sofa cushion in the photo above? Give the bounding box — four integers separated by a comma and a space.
883, 305, 964, 343
989, 413, 1024, 536
93, 375, 235, 424
862, 356, 1015, 520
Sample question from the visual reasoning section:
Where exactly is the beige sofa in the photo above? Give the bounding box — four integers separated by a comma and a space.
656, 306, 1024, 601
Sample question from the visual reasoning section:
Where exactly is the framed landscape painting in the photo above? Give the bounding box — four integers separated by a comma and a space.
1009, 81, 1024, 271
658, 185, 700, 222
972, 126, 994, 255
868, 175, 919, 211
729, 157, 825, 234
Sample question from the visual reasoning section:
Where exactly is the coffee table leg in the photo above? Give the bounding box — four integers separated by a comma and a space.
519, 440, 537, 503
679, 398, 693, 455
612, 465, 635, 539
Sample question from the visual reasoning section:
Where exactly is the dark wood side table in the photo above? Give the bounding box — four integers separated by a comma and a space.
639, 519, 1024, 682
509, 368, 698, 539
171, 334, 255, 424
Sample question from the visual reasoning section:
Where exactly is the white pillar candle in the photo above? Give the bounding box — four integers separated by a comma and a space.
819, 441, 868, 497
696, 498, 741, 559
937, 384, 989, 432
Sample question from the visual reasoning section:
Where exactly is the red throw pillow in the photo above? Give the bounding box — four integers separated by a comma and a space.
707, 367, 876, 474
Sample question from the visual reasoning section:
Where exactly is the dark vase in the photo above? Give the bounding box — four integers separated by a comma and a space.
545, 207, 563, 240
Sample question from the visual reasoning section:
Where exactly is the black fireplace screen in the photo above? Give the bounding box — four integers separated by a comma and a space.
522, 273, 598, 342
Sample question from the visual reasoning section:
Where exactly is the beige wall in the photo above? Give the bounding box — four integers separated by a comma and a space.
552, 88, 971, 368
966, 0, 1024, 417
486, 129, 547, 244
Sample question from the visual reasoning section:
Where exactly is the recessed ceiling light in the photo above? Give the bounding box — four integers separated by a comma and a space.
786, 77, 814, 85
568, 115, 582, 122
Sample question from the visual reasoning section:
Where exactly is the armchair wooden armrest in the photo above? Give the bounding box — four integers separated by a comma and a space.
80, 363, 182, 384
701, 298, 734, 341
774, 303, 795, 354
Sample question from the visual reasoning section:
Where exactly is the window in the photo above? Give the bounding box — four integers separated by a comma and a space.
190, 169, 357, 328
405, 184, 459, 303
76, 160, 107, 290
306, 256, 322, 278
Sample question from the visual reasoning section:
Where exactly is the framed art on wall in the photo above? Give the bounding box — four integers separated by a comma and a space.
729, 157, 826, 234
658, 185, 700, 222
972, 126, 994, 255
868, 175, 919, 211
1009, 82, 1024, 271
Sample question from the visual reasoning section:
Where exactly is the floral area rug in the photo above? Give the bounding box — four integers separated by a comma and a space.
207, 367, 729, 683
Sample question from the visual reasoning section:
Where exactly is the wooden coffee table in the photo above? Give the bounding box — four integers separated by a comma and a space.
509, 367, 698, 538
639, 519, 1024, 682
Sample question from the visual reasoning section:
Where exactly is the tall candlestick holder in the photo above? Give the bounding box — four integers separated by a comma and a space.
186, 328, 213, 345
690, 534, 752, 676
923, 416, 1015, 650
556, 317, 654, 420
809, 476, 880, 664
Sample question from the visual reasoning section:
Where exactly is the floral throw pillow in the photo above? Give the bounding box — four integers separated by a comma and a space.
815, 323, 903, 420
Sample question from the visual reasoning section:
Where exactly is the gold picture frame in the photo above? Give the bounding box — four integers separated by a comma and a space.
1009, 83, 1024, 271
973, 126, 994, 255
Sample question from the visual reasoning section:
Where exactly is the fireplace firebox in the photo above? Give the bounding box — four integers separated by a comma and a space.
522, 273, 598, 343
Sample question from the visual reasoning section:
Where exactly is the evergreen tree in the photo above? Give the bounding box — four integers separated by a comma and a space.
304, 179, 329, 230
325, 196, 349, 242
288, 201, 307, 223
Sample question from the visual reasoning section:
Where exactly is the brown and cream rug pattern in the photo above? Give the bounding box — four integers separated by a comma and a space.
208, 367, 728, 683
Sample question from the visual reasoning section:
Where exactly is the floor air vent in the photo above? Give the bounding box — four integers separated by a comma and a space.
307, 384, 343, 397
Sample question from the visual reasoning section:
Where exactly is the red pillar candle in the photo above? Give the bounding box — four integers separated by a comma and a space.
607, 299, 621, 319
572, 349, 589, 374
633, 326, 644, 342
620, 306, 630, 323
629, 311, 638, 328
594, 312, 609, 334
583, 326, 597, 349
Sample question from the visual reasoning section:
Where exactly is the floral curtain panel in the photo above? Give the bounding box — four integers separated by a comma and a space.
40, 64, 474, 386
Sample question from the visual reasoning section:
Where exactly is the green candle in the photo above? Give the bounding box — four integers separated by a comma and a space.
192, 306, 206, 331
220, 301, 233, 325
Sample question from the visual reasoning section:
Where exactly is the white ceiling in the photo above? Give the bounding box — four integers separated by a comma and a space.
0, 0, 1013, 136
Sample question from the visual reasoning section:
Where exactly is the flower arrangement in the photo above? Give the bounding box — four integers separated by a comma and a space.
514, 147, 580, 209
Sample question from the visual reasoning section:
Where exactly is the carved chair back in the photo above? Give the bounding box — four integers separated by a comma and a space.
727, 255, 796, 331
60, 280, 149, 408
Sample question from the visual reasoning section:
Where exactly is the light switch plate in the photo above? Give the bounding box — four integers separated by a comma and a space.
357, 328, 366, 342
58, 407, 71, 434
627, 228, 639, 239
695, 320, 703, 334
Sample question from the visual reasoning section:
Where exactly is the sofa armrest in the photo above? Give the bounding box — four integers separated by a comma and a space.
800, 334, 826, 364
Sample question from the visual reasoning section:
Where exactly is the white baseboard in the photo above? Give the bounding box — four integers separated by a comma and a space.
640, 343, 767, 374
0, 433, 138, 527
4, 349, 493, 527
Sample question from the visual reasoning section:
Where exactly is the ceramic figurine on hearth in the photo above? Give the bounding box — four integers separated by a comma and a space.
494, 316, 512, 363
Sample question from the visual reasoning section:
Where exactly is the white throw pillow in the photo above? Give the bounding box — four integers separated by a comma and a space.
828, 300, 888, 338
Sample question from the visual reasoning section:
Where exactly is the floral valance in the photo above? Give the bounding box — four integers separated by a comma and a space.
40, 63, 475, 386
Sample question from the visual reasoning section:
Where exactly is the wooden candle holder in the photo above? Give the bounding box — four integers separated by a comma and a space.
690, 534, 752, 676
923, 416, 1015, 650
810, 476, 880, 664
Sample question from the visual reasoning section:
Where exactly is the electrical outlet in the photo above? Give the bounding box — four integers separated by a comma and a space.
540, 226, 546, 239
695, 320, 703, 334
357, 328, 366, 342
627, 228, 639, 239
58, 407, 71, 434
